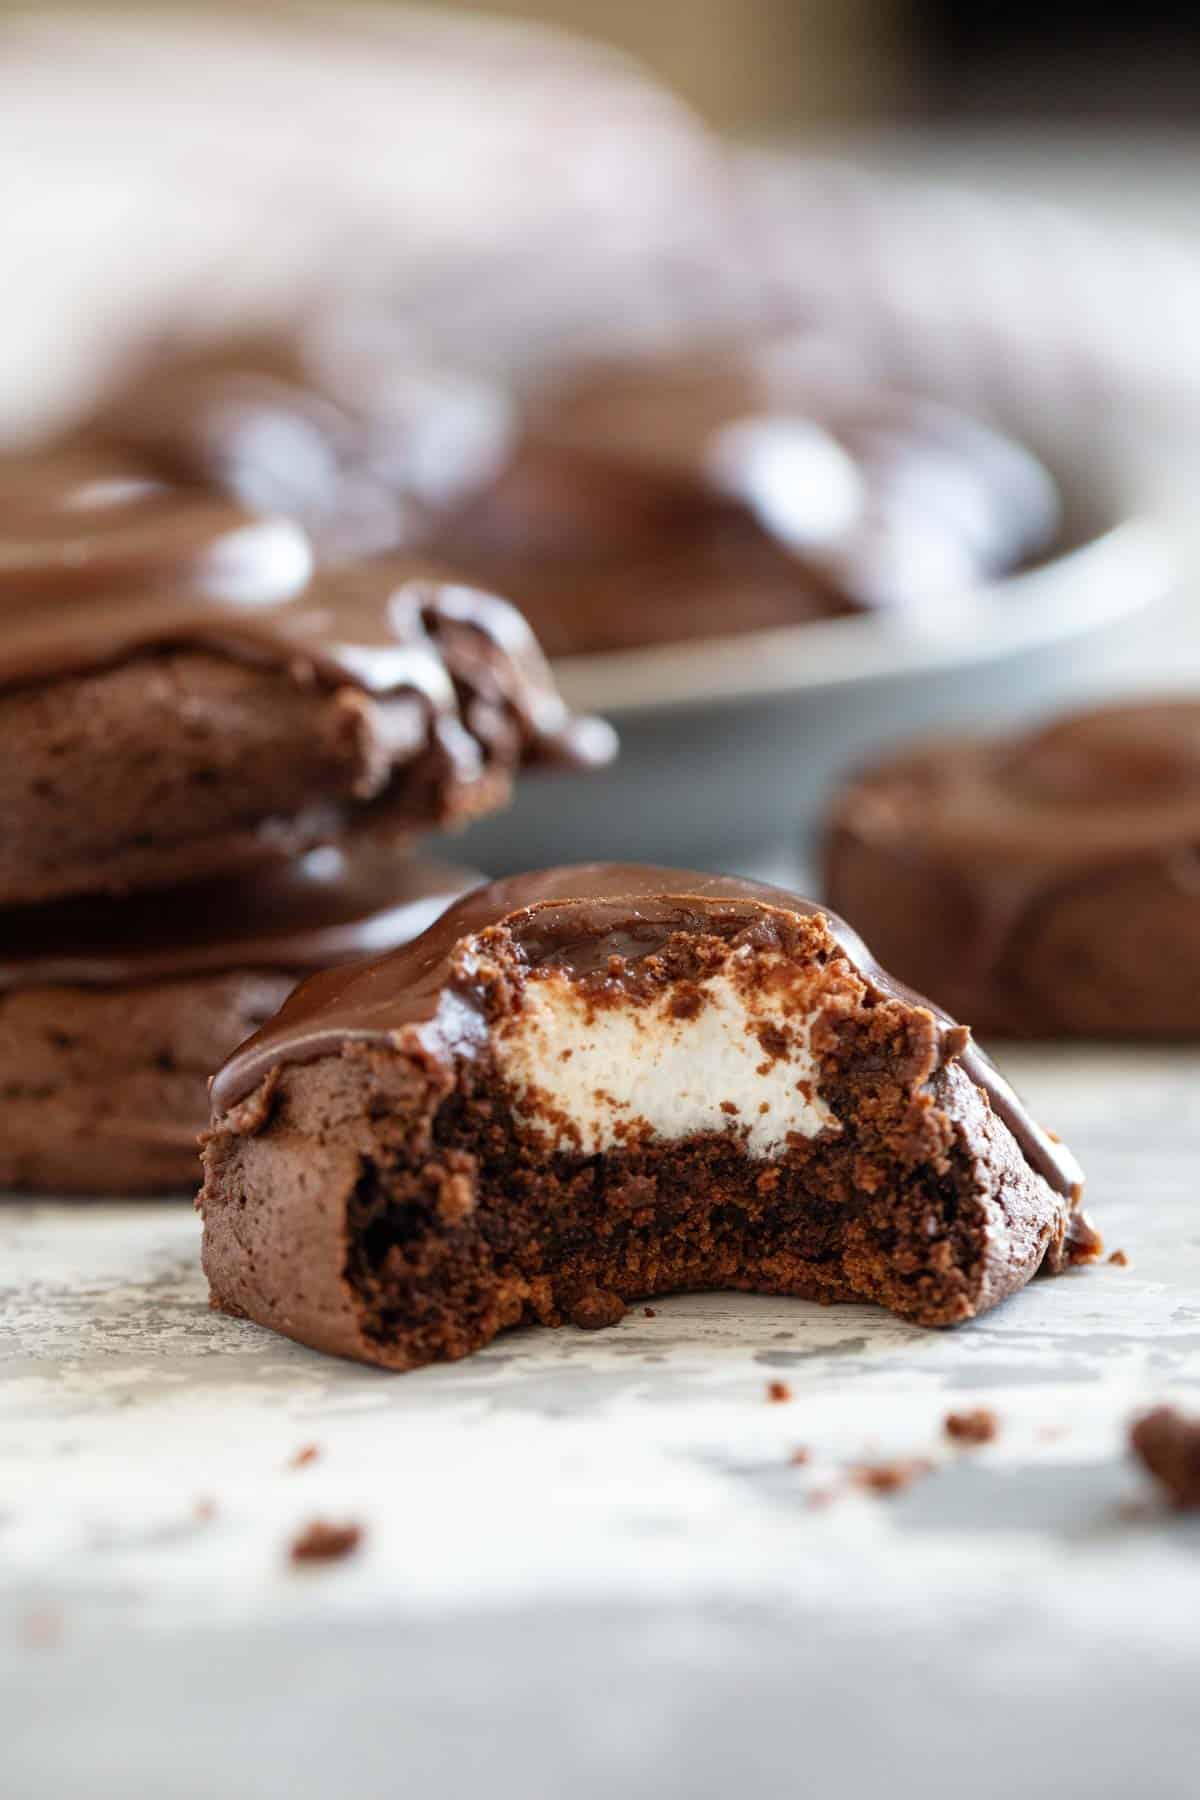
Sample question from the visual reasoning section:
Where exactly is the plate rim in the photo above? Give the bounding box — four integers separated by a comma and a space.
551, 514, 1175, 719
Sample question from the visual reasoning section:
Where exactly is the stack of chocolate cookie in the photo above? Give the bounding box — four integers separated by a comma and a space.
0, 365, 613, 1194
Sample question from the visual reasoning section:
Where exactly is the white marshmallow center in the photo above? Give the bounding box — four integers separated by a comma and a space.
494, 958, 835, 1156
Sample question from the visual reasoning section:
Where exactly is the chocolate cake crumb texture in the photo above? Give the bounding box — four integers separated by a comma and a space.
1129, 1407, 1200, 1509
569, 1288, 627, 1331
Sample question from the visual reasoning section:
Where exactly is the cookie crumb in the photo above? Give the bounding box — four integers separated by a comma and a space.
289, 1520, 363, 1565
1129, 1407, 1200, 1509
945, 1408, 998, 1446
570, 1289, 626, 1331
852, 1458, 933, 1496
807, 1487, 835, 1510
290, 1444, 321, 1469
766, 1380, 792, 1404
643, 1306, 657, 1318
20, 1608, 62, 1650
790, 1447, 810, 1466
1108, 1249, 1129, 1267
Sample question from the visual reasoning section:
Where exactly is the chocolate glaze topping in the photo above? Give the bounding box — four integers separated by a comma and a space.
94, 341, 513, 564
431, 350, 1059, 656
210, 862, 1082, 1201
0, 444, 312, 605
0, 442, 611, 771
828, 700, 1200, 1002
0, 845, 482, 990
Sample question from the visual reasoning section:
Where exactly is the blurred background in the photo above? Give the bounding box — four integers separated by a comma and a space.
4, 0, 1200, 870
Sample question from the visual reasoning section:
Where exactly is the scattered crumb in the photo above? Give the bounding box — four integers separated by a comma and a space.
1108, 1249, 1130, 1267
789, 1447, 810, 1466
569, 1289, 626, 1331
289, 1520, 364, 1565
852, 1458, 934, 1496
643, 1306, 657, 1319
20, 1608, 62, 1650
807, 1487, 835, 1510
945, 1408, 998, 1446
193, 1497, 218, 1522
1129, 1407, 1200, 1509
290, 1444, 322, 1469
1115, 1496, 1159, 1524
1065, 1209, 1104, 1264
766, 1380, 792, 1404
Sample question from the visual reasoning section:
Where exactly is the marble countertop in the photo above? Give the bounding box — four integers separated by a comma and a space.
3, 1041, 1199, 1798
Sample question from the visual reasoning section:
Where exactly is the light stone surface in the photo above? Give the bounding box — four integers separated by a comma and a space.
2, 1042, 1199, 1798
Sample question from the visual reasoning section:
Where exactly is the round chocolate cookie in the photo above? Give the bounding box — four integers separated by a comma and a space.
425, 346, 1059, 658
0, 442, 611, 907
0, 844, 481, 1194
824, 699, 1200, 1037
92, 337, 513, 564
200, 864, 1097, 1370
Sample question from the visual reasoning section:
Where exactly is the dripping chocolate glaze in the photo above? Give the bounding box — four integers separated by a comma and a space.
0, 444, 613, 770
210, 862, 1082, 1201
0, 846, 483, 990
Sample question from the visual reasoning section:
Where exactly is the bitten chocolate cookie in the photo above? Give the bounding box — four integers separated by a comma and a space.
425, 346, 1058, 658
824, 699, 1200, 1038
200, 864, 1097, 1370
0, 444, 611, 906
0, 845, 481, 1194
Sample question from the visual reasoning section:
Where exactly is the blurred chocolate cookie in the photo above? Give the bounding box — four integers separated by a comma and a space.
824, 700, 1200, 1037
92, 337, 513, 563
0, 441, 610, 906
426, 346, 1059, 658
0, 843, 481, 1194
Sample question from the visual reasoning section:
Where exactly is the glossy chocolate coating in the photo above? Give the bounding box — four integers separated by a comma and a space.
825, 700, 1200, 1037
431, 350, 1059, 657
0, 443, 311, 604
0, 845, 482, 990
94, 341, 512, 564
211, 862, 1081, 1201
0, 442, 611, 770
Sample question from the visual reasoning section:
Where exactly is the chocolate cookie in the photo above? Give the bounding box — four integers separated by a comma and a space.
92, 337, 512, 564
0, 443, 612, 906
824, 700, 1200, 1038
426, 347, 1059, 658
200, 864, 1097, 1370
0, 845, 481, 1194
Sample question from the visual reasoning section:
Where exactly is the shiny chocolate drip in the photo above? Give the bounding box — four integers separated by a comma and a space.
210, 862, 1082, 1201
0, 443, 613, 771
0, 845, 483, 990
